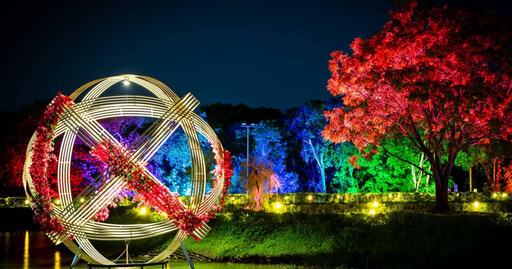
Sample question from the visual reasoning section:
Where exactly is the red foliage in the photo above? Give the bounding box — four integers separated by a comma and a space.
28, 92, 233, 238
503, 164, 512, 193
209, 138, 234, 207
0, 103, 47, 188
0, 146, 26, 187
91, 138, 232, 241
29, 93, 74, 234
323, 2, 512, 211
486, 158, 512, 193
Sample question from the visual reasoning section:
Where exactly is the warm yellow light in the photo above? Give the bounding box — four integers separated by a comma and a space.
473, 201, 479, 208
55, 199, 61, 205
388, 194, 392, 198
307, 195, 313, 201
503, 193, 507, 198
23, 231, 29, 269
24, 199, 29, 205
80, 197, 85, 203
275, 202, 282, 209
54, 250, 60, 269
493, 193, 497, 198
336, 194, 340, 199
140, 207, 147, 215
373, 201, 378, 208
369, 209, 376, 215
285, 196, 289, 200
397, 194, 401, 198
231, 197, 235, 201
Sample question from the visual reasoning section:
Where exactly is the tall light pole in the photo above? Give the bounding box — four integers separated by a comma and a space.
241, 122, 255, 178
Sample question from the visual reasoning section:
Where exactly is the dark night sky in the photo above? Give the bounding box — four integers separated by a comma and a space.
1, 0, 511, 112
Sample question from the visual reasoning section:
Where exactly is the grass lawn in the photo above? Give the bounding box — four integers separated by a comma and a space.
176, 210, 512, 268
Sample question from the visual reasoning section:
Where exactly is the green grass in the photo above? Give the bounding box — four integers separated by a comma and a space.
90, 206, 173, 257
4, 199, 511, 267
179, 210, 512, 268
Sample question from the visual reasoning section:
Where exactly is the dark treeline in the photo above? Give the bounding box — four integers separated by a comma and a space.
199, 100, 488, 194
0, 98, 489, 197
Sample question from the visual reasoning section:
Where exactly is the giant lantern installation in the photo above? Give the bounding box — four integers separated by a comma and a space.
22, 75, 233, 265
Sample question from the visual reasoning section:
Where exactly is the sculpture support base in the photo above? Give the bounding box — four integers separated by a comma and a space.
87, 259, 168, 269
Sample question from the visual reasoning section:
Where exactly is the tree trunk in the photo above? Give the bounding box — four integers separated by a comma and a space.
431, 155, 454, 213
434, 175, 450, 212
306, 139, 326, 193
319, 153, 326, 193
469, 167, 472, 192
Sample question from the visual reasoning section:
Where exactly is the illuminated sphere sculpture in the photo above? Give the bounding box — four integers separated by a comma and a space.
22, 75, 227, 265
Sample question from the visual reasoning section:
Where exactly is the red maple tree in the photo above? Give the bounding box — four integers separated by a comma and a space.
0, 103, 83, 196
323, 2, 512, 212
0, 101, 51, 197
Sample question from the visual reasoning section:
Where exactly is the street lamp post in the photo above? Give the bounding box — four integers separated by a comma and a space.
241, 123, 255, 178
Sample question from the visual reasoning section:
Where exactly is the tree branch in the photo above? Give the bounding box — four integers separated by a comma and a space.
304, 139, 323, 174
381, 145, 434, 177
408, 115, 431, 153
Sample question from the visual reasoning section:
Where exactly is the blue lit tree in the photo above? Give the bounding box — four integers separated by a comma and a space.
285, 100, 357, 193
286, 101, 330, 192
226, 154, 245, 193
151, 118, 216, 195
151, 128, 193, 195
249, 121, 299, 193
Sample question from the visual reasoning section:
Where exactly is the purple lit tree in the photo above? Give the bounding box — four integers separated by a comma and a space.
72, 117, 146, 192
73, 117, 211, 196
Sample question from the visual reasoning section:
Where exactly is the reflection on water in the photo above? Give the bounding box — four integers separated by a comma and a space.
24, 230, 29, 269
0, 231, 290, 269
169, 261, 294, 269
3, 232, 9, 262
54, 251, 60, 269
0, 231, 71, 269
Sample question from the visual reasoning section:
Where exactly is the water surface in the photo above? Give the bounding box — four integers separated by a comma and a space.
0, 231, 290, 268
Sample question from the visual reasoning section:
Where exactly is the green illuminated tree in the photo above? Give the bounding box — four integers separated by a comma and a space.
353, 138, 434, 193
